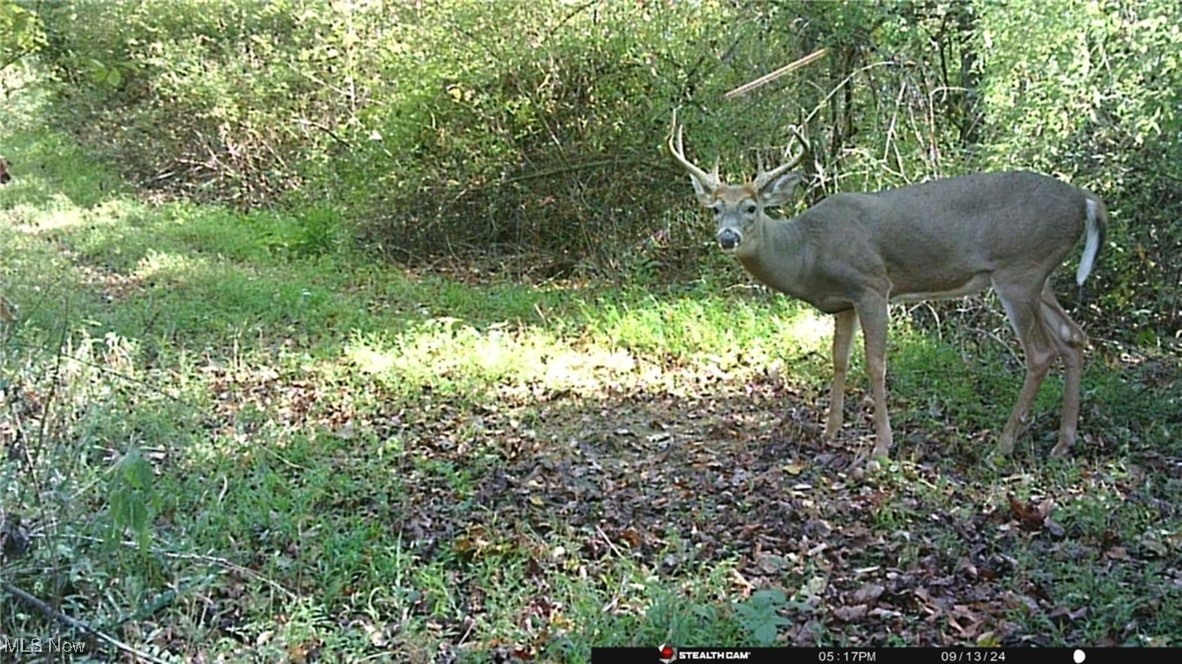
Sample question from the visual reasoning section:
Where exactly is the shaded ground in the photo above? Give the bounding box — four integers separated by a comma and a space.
374, 386, 1182, 651
146, 352, 1182, 657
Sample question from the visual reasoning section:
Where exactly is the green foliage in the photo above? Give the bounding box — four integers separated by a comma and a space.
109, 448, 155, 550
258, 205, 348, 259
29, 2, 969, 264
23, 0, 1182, 341
734, 589, 792, 646
0, 0, 44, 70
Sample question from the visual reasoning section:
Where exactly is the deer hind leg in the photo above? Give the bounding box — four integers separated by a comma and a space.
994, 279, 1057, 455
855, 296, 892, 459
1039, 284, 1086, 458
825, 309, 859, 440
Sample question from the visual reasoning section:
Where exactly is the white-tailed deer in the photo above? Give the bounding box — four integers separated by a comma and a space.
668, 114, 1106, 461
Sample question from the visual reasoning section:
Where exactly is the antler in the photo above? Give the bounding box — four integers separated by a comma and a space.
752, 125, 809, 191
668, 110, 720, 191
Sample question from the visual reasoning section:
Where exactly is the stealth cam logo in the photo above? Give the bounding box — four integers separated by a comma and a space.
657, 643, 678, 663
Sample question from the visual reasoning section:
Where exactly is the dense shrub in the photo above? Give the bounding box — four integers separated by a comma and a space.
31, 2, 960, 257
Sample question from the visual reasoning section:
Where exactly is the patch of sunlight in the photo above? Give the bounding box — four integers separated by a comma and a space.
540, 346, 639, 392
133, 250, 211, 280
60, 329, 141, 391
341, 308, 838, 399
90, 199, 145, 225
12, 194, 86, 233
349, 344, 396, 374
10, 195, 142, 235
343, 319, 651, 396
780, 307, 832, 350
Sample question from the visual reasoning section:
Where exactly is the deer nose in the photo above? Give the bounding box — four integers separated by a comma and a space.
717, 228, 741, 250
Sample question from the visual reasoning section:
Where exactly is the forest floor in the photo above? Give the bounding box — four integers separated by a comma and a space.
2, 91, 1181, 662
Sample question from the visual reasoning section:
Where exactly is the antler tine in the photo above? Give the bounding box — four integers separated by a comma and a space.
753, 125, 809, 190
668, 110, 719, 190
786, 124, 809, 166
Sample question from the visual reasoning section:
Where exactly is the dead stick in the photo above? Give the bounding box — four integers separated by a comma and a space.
723, 48, 828, 99
0, 580, 172, 664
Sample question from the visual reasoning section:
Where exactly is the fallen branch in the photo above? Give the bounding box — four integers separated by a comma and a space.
0, 580, 173, 664
723, 48, 828, 99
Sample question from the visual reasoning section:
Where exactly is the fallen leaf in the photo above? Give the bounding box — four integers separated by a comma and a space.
851, 582, 885, 604
1008, 493, 1048, 530
1048, 606, 1089, 622
832, 604, 869, 621
618, 527, 642, 548
1045, 519, 1066, 538
1105, 546, 1130, 560
803, 576, 828, 598
1138, 535, 1169, 557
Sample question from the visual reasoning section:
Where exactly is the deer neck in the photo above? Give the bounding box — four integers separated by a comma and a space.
734, 215, 816, 301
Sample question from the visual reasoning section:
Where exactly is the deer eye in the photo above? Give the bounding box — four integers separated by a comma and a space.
711, 204, 723, 215
744, 203, 757, 214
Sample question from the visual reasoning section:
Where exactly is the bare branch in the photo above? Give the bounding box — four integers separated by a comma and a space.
723, 48, 828, 100
0, 580, 173, 664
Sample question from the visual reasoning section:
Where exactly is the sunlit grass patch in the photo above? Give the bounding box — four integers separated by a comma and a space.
132, 248, 212, 282
583, 292, 829, 363
343, 296, 833, 402
7, 193, 89, 233
345, 320, 633, 399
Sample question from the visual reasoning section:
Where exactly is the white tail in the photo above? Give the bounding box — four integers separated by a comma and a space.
1076, 198, 1106, 286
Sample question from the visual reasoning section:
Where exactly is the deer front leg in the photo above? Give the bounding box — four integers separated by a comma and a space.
825, 309, 859, 440
856, 297, 893, 459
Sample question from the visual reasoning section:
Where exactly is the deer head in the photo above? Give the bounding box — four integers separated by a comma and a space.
667, 112, 807, 255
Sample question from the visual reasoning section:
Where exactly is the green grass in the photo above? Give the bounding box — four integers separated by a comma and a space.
3, 83, 1181, 662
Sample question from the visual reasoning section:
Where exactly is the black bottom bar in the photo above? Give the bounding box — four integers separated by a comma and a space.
591, 646, 1164, 664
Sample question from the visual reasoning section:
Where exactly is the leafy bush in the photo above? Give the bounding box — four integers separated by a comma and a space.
32, 2, 957, 259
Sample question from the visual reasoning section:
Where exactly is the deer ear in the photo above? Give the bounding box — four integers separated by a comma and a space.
759, 172, 802, 206
690, 176, 716, 207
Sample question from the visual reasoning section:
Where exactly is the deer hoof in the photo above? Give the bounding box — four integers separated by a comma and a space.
850, 459, 882, 480
862, 449, 890, 474
1049, 442, 1071, 459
